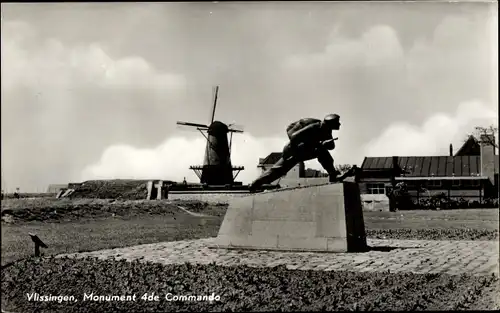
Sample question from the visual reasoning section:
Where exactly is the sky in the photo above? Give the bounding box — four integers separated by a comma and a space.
1, 1, 498, 192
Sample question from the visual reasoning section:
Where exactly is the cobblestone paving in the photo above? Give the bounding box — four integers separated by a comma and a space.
59, 238, 499, 277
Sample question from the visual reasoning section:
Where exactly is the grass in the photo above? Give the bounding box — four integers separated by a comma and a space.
364, 209, 500, 221
364, 208, 499, 231
365, 217, 498, 230
1, 214, 222, 266
2, 198, 84, 211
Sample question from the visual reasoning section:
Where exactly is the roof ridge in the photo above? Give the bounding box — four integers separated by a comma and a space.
361, 155, 482, 177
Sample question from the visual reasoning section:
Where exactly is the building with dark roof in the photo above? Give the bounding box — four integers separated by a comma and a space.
257, 152, 329, 187
359, 134, 499, 201
258, 152, 303, 180
258, 153, 283, 167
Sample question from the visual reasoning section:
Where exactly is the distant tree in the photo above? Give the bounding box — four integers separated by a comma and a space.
336, 164, 353, 174
465, 125, 498, 148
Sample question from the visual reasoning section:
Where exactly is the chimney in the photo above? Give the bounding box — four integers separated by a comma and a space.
392, 156, 399, 171
392, 156, 399, 185
449, 144, 453, 156
480, 133, 498, 187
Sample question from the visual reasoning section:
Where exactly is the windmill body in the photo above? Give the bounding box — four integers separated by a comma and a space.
199, 121, 232, 185
177, 86, 244, 186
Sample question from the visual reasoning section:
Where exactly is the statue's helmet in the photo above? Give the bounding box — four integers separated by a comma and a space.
323, 114, 341, 130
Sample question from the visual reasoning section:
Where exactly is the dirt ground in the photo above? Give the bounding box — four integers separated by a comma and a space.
1, 198, 228, 220
2, 257, 498, 312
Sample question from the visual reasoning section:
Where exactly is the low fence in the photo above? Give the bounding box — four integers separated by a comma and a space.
166, 192, 248, 203
1, 193, 56, 200
361, 192, 498, 211
409, 196, 498, 210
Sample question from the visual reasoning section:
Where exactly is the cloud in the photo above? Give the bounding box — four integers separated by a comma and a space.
1, 21, 186, 92
363, 100, 498, 157
405, 15, 496, 98
81, 133, 287, 184
281, 14, 496, 161
284, 25, 404, 71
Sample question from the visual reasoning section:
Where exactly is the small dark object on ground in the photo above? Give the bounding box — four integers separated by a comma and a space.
368, 246, 413, 252
28, 233, 48, 257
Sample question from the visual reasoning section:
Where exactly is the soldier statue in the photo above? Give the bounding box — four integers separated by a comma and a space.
249, 114, 343, 192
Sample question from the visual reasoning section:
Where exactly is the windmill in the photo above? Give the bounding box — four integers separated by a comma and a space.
176, 86, 245, 186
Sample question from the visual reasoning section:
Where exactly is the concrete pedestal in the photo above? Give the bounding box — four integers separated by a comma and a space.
212, 182, 367, 252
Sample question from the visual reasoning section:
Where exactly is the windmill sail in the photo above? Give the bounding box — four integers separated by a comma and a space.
176, 121, 210, 129
227, 123, 244, 133
210, 85, 219, 125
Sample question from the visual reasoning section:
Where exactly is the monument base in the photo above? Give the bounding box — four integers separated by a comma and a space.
211, 182, 367, 253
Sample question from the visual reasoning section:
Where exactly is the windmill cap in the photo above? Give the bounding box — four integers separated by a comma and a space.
207, 121, 229, 135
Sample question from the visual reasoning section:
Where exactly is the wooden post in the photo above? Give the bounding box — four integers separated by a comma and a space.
165, 184, 170, 200
155, 180, 163, 200
29, 233, 48, 257
416, 183, 420, 204
146, 181, 153, 200
479, 180, 482, 203
390, 157, 398, 212
448, 180, 451, 200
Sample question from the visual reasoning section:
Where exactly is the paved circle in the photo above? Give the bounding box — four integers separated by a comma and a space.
59, 238, 499, 276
